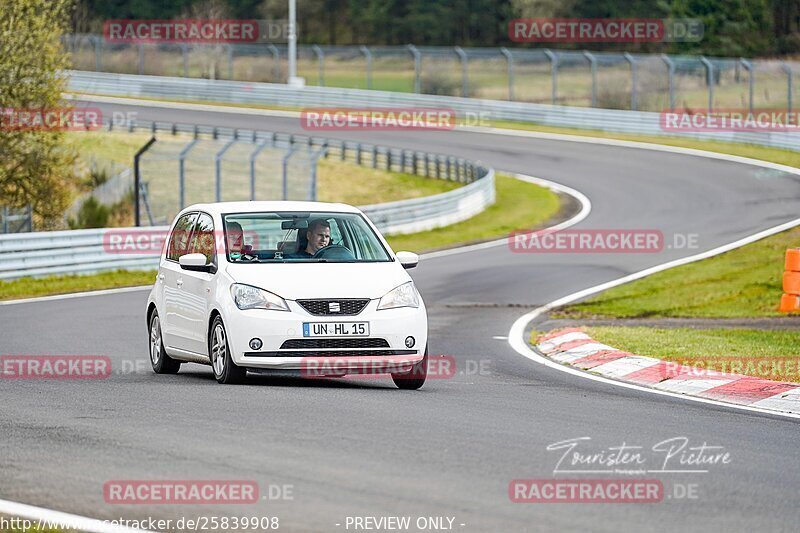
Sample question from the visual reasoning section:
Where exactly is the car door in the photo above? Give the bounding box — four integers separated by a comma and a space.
161, 212, 198, 351
173, 212, 217, 356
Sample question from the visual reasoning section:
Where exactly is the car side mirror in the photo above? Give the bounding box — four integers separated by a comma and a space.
396, 251, 419, 269
179, 253, 216, 273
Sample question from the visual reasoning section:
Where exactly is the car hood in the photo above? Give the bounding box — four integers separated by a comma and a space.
224, 261, 411, 300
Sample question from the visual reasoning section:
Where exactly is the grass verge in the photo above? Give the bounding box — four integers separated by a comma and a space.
1, 174, 559, 301
584, 326, 800, 383
555, 226, 800, 319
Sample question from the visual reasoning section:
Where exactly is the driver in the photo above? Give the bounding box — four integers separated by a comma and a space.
294, 218, 331, 258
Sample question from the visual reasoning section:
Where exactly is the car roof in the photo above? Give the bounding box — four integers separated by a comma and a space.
178, 201, 361, 217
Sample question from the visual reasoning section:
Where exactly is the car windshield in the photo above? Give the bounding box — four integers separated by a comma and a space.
223, 211, 392, 263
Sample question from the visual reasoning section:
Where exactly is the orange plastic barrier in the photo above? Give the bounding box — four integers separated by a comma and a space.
779, 249, 800, 312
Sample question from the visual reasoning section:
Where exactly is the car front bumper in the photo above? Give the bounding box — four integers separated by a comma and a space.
224, 299, 427, 373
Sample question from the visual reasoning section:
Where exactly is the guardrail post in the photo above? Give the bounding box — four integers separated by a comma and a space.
359, 45, 372, 89
178, 138, 199, 209
138, 43, 145, 75
412, 152, 418, 174
424, 153, 430, 177
624, 52, 638, 111
371, 145, 378, 168
407, 44, 421, 93
583, 51, 597, 107
267, 44, 281, 82
356, 143, 362, 165
498, 47, 514, 102
249, 140, 268, 200
386, 149, 392, 171
701, 56, 715, 112
454, 46, 468, 97
740, 58, 754, 114
215, 139, 236, 202
544, 49, 557, 105
661, 54, 675, 109
134, 136, 157, 227
312, 45, 324, 86
783, 63, 794, 116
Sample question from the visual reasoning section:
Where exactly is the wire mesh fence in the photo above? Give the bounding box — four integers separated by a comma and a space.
95, 120, 484, 226
65, 35, 798, 112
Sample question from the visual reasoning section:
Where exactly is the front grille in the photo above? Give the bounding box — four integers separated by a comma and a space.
281, 338, 390, 349
297, 299, 369, 316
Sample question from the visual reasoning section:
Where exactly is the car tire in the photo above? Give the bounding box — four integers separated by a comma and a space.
391, 345, 428, 390
209, 315, 247, 384
149, 311, 181, 374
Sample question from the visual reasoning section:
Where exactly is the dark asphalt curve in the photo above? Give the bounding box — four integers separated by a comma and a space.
1, 98, 800, 532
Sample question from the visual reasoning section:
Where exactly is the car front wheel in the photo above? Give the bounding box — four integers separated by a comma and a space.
391, 346, 428, 390
149, 312, 181, 374
209, 315, 247, 384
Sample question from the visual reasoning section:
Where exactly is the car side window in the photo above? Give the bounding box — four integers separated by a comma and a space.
189, 213, 216, 264
166, 212, 198, 262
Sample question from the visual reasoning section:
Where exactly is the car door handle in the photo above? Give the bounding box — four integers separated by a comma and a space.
176, 279, 184, 288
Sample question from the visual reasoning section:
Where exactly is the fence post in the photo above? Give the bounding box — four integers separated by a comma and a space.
178, 138, 199, 209
138, 43, 145, 75
2, 207, 7, 234
783, 63, 794, 116
282, 145, 298, 200
227, 44, 234, 79
267, 44, 280, 82
624, 52, 638, 111
583, 51, 597, 107
249, 141, 269, 200
544, 49, 557, 105
26, 204, 33, 232
371, 145, 378, 168
739, 58, 753, 114
92, 35, 102, 71
700, 56, 715, 112
312, 45, 324, 86
133, 136, 157, 227
215, 139, 236, 202
500, 47, 513, 101
454, 46, 468, 97
661, 54, 675, 109
407, 44, 421, 93
359, 45, 372, 89
181, 44, 189, 76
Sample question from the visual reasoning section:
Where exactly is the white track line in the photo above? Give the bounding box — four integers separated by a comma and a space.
0, 499, 153, 533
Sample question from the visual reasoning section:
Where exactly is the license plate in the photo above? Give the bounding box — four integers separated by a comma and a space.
303, 322, 370, 337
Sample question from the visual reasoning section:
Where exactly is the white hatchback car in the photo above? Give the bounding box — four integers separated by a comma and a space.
146, 201, 428, 389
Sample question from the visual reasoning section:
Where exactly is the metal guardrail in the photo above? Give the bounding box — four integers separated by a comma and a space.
0, 168, 493, 281
70, 71, 800, 153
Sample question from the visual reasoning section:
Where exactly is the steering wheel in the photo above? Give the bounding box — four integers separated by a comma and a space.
312, 245, 355, 261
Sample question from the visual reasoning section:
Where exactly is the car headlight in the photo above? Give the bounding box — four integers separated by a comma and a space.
377, 281, 420, 310
230, 283, 289, 311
